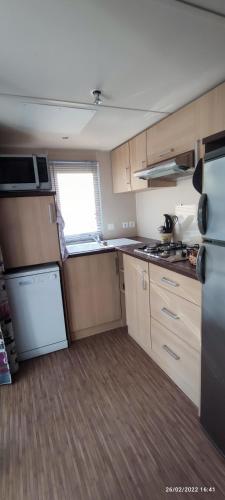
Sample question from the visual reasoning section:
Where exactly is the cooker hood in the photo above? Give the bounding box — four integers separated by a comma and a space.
134, 150, 195, 181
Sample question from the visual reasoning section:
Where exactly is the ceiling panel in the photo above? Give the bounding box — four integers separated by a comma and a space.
0, 0, 225, 149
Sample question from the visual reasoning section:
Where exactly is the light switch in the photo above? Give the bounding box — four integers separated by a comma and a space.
107, 223, 114, 230
129, 221, 136, 228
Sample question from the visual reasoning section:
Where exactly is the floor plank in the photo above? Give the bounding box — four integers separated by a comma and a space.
1, 327, 225, 499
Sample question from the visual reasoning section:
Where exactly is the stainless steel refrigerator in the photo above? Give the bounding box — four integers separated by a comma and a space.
196, 143, 225, 456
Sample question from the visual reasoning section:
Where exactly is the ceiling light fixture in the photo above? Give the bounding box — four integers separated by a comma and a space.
62, 136, 69, 139
92, 90, 103, 105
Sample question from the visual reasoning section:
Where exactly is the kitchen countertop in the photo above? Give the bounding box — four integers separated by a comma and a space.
118, 237, 198, 281
67, 236, 198, 280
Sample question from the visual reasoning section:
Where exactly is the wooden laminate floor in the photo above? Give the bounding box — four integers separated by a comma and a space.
1, 328, 225, 500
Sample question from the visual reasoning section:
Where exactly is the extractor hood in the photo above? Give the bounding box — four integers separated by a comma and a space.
134, 150, 195, 181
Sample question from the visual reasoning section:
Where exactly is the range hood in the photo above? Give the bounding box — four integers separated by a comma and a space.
134, 150, 195, 181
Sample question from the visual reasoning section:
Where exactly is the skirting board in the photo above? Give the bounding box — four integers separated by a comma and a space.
71, 319, 124, 340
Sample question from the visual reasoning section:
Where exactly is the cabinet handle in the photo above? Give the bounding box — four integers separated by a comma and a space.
115, 255, 119, 274
142, 270, 147, 290
161, 307, 179, 320
125, 167, 131, 185
162, 344, 180, 361
159, 148, 174, 158
48, 203, 56, 224
160, 277, 179, 287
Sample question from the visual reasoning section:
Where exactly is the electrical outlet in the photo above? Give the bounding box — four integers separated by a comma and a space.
129, 221, 136, 228
107, 223, 114, 230
122, 222, 129, 229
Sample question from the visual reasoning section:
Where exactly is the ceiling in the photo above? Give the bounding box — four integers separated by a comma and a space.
0, 0, 225, 150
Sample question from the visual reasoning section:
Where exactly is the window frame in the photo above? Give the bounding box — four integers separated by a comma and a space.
51, 161, 103, 244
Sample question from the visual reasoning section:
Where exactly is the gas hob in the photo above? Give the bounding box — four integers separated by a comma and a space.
134, 241, 196, 262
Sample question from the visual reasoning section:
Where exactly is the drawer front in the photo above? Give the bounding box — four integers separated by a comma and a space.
149, 263, 201, 306
151, 318, 200, 406
150, 283, 201, 351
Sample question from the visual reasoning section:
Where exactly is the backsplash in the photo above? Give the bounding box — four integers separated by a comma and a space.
136, 177, 201, 242
174, 204, 201, 244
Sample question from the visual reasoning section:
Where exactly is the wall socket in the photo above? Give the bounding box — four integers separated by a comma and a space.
107, 223, 115, 230
122, 222, 129, 229
129, 221, 136, 228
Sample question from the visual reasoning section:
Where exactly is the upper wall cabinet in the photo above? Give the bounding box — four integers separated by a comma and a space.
147, 102, 198, 166
197, 82, 225, 140
129, 131, 148, 191
0, 195, 60, 269
111, 142, 131, 193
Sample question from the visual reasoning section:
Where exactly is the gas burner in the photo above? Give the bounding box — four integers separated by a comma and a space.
134, 241, 189, 262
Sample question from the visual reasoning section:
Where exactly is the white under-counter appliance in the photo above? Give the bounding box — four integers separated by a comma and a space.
5, 264, 68, 361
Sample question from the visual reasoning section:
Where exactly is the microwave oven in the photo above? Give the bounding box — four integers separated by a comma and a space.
0, 155, 52, 191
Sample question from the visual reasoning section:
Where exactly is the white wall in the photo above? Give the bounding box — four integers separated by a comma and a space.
136, 178, 200, 242
0, 147, 137, 240
96, 151, 136, 239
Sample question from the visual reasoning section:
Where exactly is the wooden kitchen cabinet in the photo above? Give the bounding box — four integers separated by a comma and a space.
147, 101, 198, 166
111, 142, 131, 193
63, 251, 121, 339
151, 317, 200, 406
197, 82, 225, 139
129, 131, 148, 191
124, 254, 151, 354
149, 262, 201, 406
0, 194, 60, 269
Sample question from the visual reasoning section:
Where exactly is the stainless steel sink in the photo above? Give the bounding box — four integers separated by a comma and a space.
67, 238, 139, 255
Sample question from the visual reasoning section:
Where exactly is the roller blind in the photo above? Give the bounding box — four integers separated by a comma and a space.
51, 161, 103, 243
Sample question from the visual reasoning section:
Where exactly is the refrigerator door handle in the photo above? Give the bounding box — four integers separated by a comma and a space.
198, 193, 207, 234
196, 245, 205, 283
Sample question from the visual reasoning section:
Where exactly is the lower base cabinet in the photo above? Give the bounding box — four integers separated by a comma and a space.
63, 251, 122, 339
123, 255, 201, 407
151, 318, 200, 406
124, 254, 151, 355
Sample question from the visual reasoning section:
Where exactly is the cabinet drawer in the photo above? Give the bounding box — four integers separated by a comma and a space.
151, 318, 200, 405
150, 283, 201, 351
149, 263, 201, 306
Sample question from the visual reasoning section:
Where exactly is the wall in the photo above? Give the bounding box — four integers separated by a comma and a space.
0, 147, 137, 240
96, 151, 136, 239
136, 177, 201, 243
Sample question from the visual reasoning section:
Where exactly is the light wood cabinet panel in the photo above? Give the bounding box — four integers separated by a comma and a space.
150, 282, 201, 351
197, 82, 225, 139
151, 318, 200, 406
147, 102, 198, 166
129, 131, 148, 191
149, 263, 201, 306
111, 142, 131, 193
63, 251, 121, 335
0, 195, 60, 269
124, 254, 151, 354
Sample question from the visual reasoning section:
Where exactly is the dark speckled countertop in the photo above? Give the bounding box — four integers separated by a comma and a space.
118, 237, 197, 281
67, 236, 198, 281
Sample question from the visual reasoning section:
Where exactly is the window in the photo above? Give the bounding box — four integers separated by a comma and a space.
51, 162, 102, 243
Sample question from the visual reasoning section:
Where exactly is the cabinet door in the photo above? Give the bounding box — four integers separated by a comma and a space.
147, 102, 198, 166
111, 142, 131, 193
63, 251, 121, 334
124, 254, 151, 354
197, 82, 225, 139
129, 131, 148, 191
0, 195, 60, 269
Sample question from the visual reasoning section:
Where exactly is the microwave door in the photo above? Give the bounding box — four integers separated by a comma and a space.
0, 156, 37, 191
